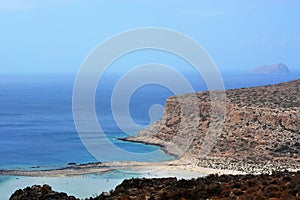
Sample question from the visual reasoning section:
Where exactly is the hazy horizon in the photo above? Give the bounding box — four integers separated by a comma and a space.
1, 0, 300, 74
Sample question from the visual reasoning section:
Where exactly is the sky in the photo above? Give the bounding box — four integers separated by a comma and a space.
0, 0, 300, 74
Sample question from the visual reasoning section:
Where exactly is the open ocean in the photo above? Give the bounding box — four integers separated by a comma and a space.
0, 71, 299, 198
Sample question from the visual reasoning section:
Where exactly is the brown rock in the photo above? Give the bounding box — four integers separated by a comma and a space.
9, 184, 78, 200
127, 79, 300, 173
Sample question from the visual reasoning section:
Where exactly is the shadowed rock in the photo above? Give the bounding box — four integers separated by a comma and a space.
91, 171, 300, 200
12, 171, 300, 199
9, 185, 78, 200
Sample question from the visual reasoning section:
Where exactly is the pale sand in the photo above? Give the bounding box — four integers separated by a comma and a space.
0, 158, 245, 177
111, 158, 246, 178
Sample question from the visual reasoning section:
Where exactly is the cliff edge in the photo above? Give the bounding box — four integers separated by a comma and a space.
125, 79, 300, 173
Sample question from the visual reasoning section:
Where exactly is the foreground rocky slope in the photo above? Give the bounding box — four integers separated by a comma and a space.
126, 79, 300, 173
92, 171, 300, 200
10, 171, 300, 200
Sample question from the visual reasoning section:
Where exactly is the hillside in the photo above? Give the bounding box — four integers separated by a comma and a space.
125, 79, 300, 173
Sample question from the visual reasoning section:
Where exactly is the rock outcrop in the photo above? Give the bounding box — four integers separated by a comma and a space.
126, 79, 300, 173
91, 171, 300, 200
9, 184, 77, 200
250, 63, 290, 74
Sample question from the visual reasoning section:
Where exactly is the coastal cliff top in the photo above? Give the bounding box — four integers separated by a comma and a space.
128, 78, 300, 173
176, 78, 300, 109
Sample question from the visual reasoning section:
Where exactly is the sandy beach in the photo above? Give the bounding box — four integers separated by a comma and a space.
0, 158, 245, 178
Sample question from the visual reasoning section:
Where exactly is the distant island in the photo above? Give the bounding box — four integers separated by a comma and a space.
250, 63, 290, 74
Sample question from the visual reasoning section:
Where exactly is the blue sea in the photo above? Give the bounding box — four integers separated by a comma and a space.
0, 71, 299, 198
0, 74, 174, 169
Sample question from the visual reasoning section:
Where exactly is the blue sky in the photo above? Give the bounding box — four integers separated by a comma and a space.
0, 0, 300, 74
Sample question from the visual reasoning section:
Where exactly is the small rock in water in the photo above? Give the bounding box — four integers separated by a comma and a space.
68, 162, 77, 165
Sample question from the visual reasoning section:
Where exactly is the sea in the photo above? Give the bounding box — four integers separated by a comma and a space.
0, 70, 299, 199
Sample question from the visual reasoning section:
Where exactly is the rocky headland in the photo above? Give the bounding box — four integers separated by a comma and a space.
125, 78, 300, 173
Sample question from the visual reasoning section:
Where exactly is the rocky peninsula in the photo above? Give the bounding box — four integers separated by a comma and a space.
125, 78, 300, 174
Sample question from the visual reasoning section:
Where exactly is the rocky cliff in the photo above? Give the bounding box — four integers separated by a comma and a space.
250, 63, 290, 74
126, 79, 300, 173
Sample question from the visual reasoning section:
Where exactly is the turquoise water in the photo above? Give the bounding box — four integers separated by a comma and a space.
0, 170, 206, 199
0, 173, 130, 199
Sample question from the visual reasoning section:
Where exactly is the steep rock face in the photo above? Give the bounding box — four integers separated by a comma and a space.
250, 63, 290, 74
126, 79, 300, 173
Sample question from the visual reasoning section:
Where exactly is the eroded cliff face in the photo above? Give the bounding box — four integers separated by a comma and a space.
126, 79, 300, 173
